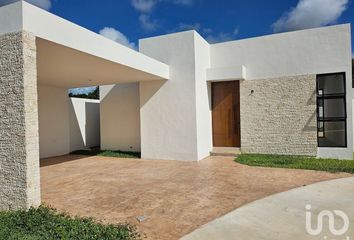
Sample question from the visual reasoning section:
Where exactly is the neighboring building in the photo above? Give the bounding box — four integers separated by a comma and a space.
0, 1, 352, 210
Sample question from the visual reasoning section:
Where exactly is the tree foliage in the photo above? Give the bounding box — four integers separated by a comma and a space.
69, 86, 99, 99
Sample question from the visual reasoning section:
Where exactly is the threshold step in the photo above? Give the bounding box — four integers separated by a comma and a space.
210, 147, 241, 157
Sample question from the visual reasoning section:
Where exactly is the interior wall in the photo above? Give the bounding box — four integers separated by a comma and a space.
38, 84, 70, 159
100, 83, 140, 152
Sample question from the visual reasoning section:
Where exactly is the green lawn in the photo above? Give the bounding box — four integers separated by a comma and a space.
71, 149, 141, 158
235, 154, 354, 174
0, 206, 138, 240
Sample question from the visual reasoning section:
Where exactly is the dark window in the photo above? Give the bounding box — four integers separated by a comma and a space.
317, 73, 347, 147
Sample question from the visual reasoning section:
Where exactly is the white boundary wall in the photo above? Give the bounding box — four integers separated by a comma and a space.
38, 84, 100, 158
69, 98, 100, 151
100, 84, 140, 152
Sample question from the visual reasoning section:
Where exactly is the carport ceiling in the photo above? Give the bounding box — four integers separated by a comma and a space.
36, 38, 166, 89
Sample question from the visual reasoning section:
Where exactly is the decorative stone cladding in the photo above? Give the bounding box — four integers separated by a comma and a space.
0, 31, 40, 210
240, 75, 317, 156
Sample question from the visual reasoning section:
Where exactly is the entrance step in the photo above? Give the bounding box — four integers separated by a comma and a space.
210, 147, 241, 157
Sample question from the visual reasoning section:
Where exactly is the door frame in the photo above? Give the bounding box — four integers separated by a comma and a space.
211, 80, 241, 148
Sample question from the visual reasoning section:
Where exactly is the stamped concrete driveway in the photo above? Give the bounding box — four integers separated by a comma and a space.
40, 155, 350, 240
182, 176, 354, 240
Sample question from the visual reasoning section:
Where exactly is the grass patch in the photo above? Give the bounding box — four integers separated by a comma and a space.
235, 154, 354, 174
71, 149, 141, 158
0, 206, 138, 240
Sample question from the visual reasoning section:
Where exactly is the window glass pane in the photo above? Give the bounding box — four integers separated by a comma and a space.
317, 73, 345, 95
318, 121, 346, 147
317, 121, 324, 138
318, 89, 324, 96
323, 98, 346, 118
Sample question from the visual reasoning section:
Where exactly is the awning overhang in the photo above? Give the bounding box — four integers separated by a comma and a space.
0, 1, 170, 88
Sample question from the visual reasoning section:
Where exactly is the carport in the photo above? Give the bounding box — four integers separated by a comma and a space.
0, 1, 169, 210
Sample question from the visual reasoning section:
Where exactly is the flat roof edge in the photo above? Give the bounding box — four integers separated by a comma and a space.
211, 24, 351, 47
0, 1, 170, 80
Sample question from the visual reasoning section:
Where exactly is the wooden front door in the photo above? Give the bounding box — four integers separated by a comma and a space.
212, 81, 240, 147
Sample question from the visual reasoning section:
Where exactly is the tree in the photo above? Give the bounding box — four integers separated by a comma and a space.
68, 86, 99, 100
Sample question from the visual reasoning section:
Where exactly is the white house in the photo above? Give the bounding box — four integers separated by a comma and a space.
101, 24, 353, 161
0, 1, 352, 210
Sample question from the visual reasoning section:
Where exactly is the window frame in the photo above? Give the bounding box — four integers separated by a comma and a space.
316, 72, 347, 148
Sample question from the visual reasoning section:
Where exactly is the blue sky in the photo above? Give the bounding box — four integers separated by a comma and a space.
49, 0, 354, 49
1, 0, 353, 94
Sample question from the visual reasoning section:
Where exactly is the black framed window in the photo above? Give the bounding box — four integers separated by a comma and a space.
317, 73, 347, 147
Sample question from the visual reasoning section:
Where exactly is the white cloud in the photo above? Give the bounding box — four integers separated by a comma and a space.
0, 0, 51, 10
99, 27, 136, 50
233, 27, 239, 35
172, 0, 193, 5
131, 0, 195, 32
175, 22, 202, 32
171, 23, 213, 35
131, 0, 157, 13
139, 14, 159, 31
170, 22, 239, 44
272, 0, 348, 33
206, 32, 235, 44
130, 0, 194, 12
206, 27, 239, 44
203, 27, 213, 34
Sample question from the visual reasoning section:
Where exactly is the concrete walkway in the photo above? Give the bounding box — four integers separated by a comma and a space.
181, 176, 354, 240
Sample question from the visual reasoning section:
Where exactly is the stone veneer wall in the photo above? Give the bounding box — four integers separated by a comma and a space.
240, 75, 317, 156
0, 31, 40, 210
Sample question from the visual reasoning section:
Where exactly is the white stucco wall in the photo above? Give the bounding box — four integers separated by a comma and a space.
194, 33, 212, 160
38, 84, 70, 159
210, 24, 352, 159
38, 84, 101, 159
100, 84, 140, 152
139, 31, 199, 160
69, 98, 100, 152
210, 25, 351, 81
137, 25, 352, 160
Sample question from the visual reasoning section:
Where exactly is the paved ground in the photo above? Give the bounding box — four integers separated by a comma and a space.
40, 155, 350, 240
182, 176, 354, 240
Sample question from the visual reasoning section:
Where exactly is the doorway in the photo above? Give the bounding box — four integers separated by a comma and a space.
212, 81, 241, 147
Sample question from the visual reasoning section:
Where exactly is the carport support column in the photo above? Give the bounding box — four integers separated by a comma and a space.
0, 31, 40, 210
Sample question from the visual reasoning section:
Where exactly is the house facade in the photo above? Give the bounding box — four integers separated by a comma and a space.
101, 25, 353, 161
0, 1, 352, 210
